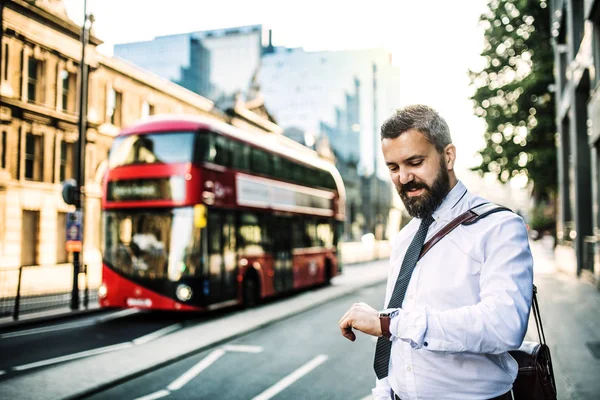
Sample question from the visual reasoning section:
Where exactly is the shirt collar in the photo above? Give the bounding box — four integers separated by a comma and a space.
431, 180, 467, 222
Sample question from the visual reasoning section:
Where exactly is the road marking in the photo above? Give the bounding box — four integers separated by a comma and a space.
97, 308, 140, 322
132, 323, 182, 345
133, 389, 171, 400
0, 320, 95, 339
251, 354, 329, 400
222, 344, 263, 353
0, 309, 140, 339
167, 349, 226, 391
13, 342, 133, 371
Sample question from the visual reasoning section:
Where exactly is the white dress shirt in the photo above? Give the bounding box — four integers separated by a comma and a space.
373, 180, 533, 400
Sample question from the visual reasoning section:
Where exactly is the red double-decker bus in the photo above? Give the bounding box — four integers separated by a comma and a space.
98, 114, 346, 311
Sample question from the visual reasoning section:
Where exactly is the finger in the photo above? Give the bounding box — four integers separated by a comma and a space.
342, 327, 356, 341
339, 318, 356, 341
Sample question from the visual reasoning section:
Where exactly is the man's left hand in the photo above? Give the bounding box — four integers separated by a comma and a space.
338, 302, 381, 341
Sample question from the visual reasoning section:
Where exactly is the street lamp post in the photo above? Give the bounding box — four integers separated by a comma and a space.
70, 0, 92, 310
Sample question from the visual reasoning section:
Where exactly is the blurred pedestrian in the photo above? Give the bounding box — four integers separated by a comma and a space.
338, 105, 533, 400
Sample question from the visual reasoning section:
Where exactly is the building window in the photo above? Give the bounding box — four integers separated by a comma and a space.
60, 70, 72, 112
27, 57, 45, 104
107, 87, 122, 126
141, 100, 155, 118
59, 140, 73, 182
593, 14, 600, 88
0, 131, 6, 169
3, 43, 8, 81
56, 212, 68, 264
21, 210, 40, 266
25, 133, 43, 181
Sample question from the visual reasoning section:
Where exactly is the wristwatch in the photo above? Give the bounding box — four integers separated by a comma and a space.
378, 308, 399, 339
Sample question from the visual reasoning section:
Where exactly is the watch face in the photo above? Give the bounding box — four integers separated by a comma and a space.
379, 308, 397, 317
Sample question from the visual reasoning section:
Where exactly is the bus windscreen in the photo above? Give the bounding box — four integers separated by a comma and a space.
108, 131, 209, 168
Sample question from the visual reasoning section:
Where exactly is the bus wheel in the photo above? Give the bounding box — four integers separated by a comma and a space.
243, 273, 260, 308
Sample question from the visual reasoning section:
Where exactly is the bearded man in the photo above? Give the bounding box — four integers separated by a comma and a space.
338, 104, 533, 400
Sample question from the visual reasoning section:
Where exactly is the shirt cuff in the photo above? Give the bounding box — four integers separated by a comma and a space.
390, 309, 427, 349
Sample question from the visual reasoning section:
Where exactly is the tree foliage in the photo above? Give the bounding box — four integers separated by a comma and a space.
469, 0, 556, 201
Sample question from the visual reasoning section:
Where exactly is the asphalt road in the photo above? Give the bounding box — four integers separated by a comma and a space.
0, 308, 212, 378
84, 283, 387, 400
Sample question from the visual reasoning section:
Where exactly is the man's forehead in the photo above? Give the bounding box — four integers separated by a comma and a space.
382, 131, 434, 156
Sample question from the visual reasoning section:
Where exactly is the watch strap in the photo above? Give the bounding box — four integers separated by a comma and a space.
380, 315, 392, 339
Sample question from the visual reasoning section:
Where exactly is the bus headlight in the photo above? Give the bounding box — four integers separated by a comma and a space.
176, 284, 193, 302
98, 283, 108, 298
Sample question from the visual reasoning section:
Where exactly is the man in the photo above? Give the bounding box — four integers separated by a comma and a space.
339, 105, 533, 400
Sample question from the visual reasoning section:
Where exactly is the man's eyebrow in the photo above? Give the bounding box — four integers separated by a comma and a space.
404, 155, 425, 163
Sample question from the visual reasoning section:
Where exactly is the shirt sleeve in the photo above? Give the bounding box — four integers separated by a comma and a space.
372, 378, 393, 400
389, 214, 533, 354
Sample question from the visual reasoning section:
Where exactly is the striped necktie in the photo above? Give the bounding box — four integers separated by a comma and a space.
373, 215, 435, 380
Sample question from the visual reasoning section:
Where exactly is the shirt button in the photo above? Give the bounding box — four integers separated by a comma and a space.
408, 295, 414, 300
424, 341, 428, 347
406, 366, 412, 372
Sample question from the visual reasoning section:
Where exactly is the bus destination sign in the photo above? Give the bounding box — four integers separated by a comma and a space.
107, 178, 184, 201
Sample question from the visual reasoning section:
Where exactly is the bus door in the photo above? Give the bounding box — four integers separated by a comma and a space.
207, 211, 238, 305
273, 216, 293, 293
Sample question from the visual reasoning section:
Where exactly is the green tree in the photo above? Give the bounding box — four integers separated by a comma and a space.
469, 0, 556, 202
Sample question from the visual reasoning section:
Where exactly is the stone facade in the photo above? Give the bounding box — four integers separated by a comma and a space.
0, 0, 221, 289
550, 0, 600, 287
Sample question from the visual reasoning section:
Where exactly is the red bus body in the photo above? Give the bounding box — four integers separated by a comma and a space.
99, 115, 346, 311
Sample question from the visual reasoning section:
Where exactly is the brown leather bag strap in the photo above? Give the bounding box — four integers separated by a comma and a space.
418, 202, 511, 261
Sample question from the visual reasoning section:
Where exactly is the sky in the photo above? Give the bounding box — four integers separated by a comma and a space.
63, 0, 491, 173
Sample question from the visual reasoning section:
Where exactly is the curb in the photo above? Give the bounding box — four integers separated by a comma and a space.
0, 306, 105, 333
63, 276, 388, 400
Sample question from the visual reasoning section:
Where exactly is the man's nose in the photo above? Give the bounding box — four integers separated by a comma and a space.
398, 168, 413, 185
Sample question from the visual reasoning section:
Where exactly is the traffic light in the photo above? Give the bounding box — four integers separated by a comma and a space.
61, 179, 79, 205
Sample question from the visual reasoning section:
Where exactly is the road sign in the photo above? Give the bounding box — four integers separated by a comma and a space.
66, 211, 82, 252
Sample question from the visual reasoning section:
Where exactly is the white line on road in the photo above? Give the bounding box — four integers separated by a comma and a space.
133, 389, 171, 400
13, 342, 133, 371
132, 323, 182, 345
251, 354, 329, 400
0, 320, 95, 339
0, 308, 140, 339
222, 344, 263, 353
167, 349, 226, 391
97, 308, 140, 322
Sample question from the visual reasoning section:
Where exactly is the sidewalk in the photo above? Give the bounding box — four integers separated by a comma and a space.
0, 260, 390, 400
527, 240, 600, 400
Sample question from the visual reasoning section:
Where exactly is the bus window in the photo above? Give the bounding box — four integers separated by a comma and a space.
280, 158, 294, 181
304, 219, 319, 248
194, 132, 211, 163
231, 140, 250, 171
108, 132, 196, 168
291, 163, 304, 184
251, 148, 270, 176
214, 135, 232, 166
270, 155, 283, 180
316, 220, 333, 248
238, 212, 264, 256
292, 218, 306, 249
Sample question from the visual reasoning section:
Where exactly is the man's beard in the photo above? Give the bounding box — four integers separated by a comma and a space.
398, 160, 451, 219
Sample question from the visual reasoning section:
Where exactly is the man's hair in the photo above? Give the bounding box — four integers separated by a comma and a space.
380, 104, 452, 153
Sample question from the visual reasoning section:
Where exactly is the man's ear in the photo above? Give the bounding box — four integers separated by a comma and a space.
444, 144, 456, 170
